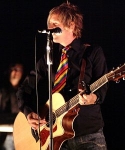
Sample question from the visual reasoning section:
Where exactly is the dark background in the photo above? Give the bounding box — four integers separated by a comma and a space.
0, 0, 125, 149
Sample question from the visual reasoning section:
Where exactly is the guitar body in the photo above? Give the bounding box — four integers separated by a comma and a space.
13, 93, 79, 150
13, 112, 40, 150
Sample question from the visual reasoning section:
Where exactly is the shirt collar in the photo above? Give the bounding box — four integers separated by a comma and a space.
59, 38, 81, 52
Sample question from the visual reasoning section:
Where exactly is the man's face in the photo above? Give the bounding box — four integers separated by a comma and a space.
48, 14, 75, 46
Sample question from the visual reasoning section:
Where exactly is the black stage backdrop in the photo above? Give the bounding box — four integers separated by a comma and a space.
0, 0, 125, 149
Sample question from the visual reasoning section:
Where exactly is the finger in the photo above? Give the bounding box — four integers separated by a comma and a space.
79, 94, 87, 105
32, 113, 40, 119
82, 94, 87, 99
78, 89, 83, 92
31, 127, 36, 130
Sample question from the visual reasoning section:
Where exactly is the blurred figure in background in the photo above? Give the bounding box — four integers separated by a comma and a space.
0, 62, 24, 150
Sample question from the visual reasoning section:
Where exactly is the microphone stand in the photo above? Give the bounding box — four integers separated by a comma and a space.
46, 31, 53, 150
38, 27, 61, 149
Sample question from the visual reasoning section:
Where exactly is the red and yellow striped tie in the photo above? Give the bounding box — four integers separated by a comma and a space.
52, 46, 71, 93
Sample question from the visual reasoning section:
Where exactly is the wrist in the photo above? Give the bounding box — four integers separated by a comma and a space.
94, 95, 100, 104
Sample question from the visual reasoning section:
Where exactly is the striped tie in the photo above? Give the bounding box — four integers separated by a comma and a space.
52, 46, 71, 93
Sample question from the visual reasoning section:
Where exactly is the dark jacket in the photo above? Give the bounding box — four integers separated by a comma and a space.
0, 83, 19, 146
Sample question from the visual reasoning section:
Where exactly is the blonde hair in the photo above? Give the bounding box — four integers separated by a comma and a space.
47, 3, 83, 38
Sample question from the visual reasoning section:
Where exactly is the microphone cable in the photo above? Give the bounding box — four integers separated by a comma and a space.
34, 35, 41, 150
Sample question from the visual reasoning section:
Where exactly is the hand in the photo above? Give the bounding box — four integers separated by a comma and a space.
27, 112, 47, 130
78, 89, 97, 105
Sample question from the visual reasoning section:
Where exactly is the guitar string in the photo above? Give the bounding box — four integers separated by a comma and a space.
45, 75, 109, 126
90, 75, 108, 92
43, 94, 79, 127
36, 68, 124, 130
42, 66, 125, 126
49, 76, 108, 124
56, 75, 109, 117
55, 94, 79, 117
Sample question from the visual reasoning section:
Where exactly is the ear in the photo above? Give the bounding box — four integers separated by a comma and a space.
69, 22, 75, 31
64, 22, 75, 32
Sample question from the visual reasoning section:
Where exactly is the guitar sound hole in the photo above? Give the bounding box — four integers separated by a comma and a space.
45, 112, 56, 127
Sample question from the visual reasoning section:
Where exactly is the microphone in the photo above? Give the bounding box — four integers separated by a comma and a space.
38, 27, 62, 34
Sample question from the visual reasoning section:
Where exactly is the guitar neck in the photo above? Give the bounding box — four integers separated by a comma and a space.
55, 74, 108, 117
90, 74, 108, 92
55, 94, 79, 117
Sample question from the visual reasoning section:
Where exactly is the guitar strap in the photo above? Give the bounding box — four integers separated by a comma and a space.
78, 58, 86, 89
78, 43, 91, 89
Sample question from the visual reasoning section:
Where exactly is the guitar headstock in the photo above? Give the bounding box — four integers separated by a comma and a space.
107, 64, 125, 82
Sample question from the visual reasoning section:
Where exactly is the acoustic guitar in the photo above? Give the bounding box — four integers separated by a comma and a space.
13, 64, 125, 150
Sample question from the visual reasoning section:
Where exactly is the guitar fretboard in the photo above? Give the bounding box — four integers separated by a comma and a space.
55, 74, 108, 117
90, 75, 108, 92
55, 94, 79, 117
